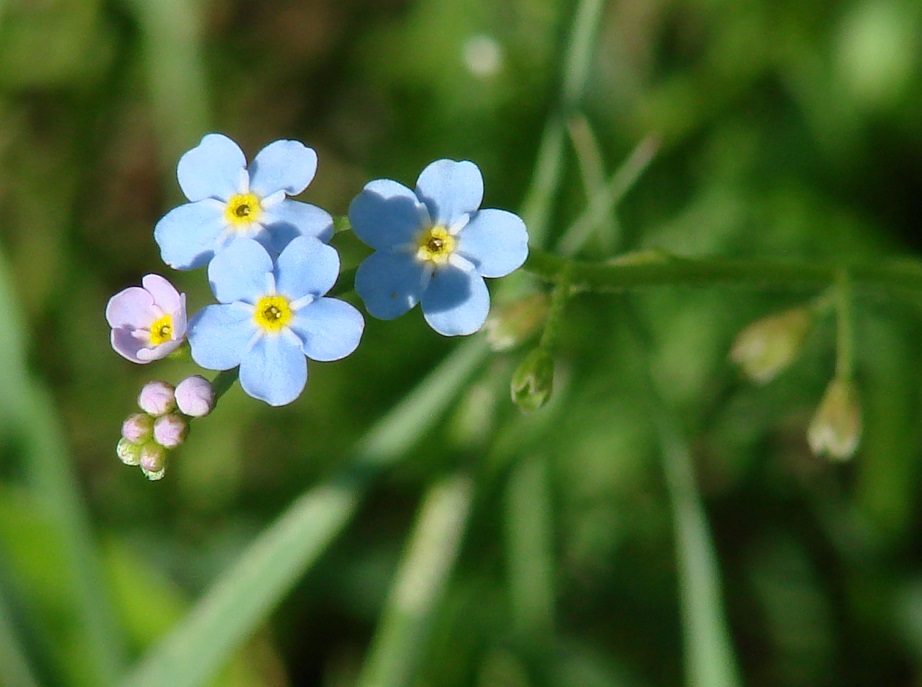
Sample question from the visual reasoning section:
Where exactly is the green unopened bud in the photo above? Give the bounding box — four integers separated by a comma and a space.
730, 306, 813, 384
808, 378, 862, 460
485, 293, 550, 352
116, 437, 142, 466
511, 348, 554, 412
139, 442, 168, 481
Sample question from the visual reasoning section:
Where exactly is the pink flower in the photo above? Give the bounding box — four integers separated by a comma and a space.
106, 275, 187, 363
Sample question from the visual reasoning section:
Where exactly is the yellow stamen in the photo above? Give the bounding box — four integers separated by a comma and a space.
253, 295, 293, 333
224, 193, 262, 229
149, 315, 173, 346
415, 225, 456, 266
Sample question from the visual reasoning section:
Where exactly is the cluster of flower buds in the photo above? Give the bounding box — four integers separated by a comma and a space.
116, 376, 215, 480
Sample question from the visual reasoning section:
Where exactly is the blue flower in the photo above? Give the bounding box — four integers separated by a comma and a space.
155, 133, 333, 270
349, 159, 529, 336
187, 237, 364, 406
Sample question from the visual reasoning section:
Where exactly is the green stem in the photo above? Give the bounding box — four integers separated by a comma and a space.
538, 262, 572, 353
834, 269, 855, 379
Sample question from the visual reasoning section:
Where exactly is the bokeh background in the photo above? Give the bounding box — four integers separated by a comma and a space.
2, 0, 922, 685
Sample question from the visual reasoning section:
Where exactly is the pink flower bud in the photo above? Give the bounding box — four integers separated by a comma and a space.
139, 442, 168, 480
153, 413, 188, 449
138, 380, 176, 416
121, 413, 154, 443
175, 375, 216, 417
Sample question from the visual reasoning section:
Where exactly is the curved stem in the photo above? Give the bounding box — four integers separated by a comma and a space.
834, 269, 855, 379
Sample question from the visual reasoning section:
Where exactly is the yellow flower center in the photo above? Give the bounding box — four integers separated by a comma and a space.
415, 226, 456, 266
149, 315, 173, 346
224, 193, 262, 229
253, 295, 293, 333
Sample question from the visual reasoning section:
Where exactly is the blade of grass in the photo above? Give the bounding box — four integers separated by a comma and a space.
0, 585, 42, 687
120, 339, 489, 687
355, 473, 474, 687
0, 251, 125, 686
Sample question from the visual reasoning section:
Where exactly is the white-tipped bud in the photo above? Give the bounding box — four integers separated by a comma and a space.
484, 293, 550, 352
116, 437, 142, 466
730, 307, 813, 384
139, 442, 168, 480
153, 413, 188, 449
175, 375, 216, 417
510, 348, 554, 412
808, 378, 862, 461
138, 380, 176, 416
121, 413, 154, 443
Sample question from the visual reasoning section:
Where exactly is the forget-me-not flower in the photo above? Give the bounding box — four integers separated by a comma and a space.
349, 159, 528, 336
106, 274, 187, 363
188, 236, 364, 406
155, 133, 333, 270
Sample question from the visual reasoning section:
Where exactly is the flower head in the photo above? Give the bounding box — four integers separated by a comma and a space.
106, 275, 187, 363
154, 133, 333, 270
349, 159, 529, 336
730, 306, 813, 384
188, 236, 364, 406
808, 377, 862, 460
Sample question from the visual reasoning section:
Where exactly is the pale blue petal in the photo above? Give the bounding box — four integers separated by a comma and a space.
239, 333, 307, 406
249, 140, 318, 197
261, 200, 334, 254
456, 209, 529, 278
415, 159, 483, 227
355, 251, 425, 320
349, 179, 426, 251
177, 134, 246, 202
275, 236, 340, 300
421, 266, 490, 336
154, 200, 226, 270
208, 238, 273, 304
188, 303, 255, 370
290, 298, 364, 362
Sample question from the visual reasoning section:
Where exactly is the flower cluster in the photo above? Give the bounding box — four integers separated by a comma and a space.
106, 133, 530, 478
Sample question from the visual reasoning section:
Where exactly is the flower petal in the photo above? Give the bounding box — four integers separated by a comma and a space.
141, 274, 183, 313
261, 200, 334, 254
355, 251, 426, 320
239, 332, 307, 406
415, 159, 483, 227
275, 236, 340, 300
106, 287, 157, 328
111, 328, 149, 363
207, 238, 274, 304
349, 179, 427, 251
154, 200, 226, 270
137, 339, 183, 362
290, 298, 364, 362
249, 140, 318, 197
421, 266, 490, 336
177, 133, 247, 202
456, 209, 529, 278
188, 303, 255, 370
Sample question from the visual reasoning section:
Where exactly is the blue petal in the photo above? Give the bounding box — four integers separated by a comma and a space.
249, 140, 318, 197
349, 179, 426, 251
177, 134, 246, 202
421, 266, 490, 336
239, 332, 307, 406
188, 303, 255, 370
154, 200, 226, 270
355, 251, 426, 320
262, 200, 334, 254
275, 236, 340, 300
415, 160, 483, 227
208, 238, 273, 304
290, 298, 364, 361
456, 209, 529, 278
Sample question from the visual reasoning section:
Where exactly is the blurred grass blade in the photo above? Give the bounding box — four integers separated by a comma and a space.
120, 339, 488, 687
0, 586, 42, 687
0, 251, 125, 686
355, 474, 474, 687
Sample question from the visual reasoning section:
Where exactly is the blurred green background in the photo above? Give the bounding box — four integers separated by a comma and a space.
2, 0, 922, 686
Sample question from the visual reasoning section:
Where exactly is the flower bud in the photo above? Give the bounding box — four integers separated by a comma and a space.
485, 293, 550, 352
139, 442, 168, 480
730, 307, 813, 384
175, 375, 216, 417
138, 380, 176, 416
116, 437, 142, 466
121, 413, 154, 443
808, 378, 862, 460
153, 413, 188, 449
510, 348, 554, 412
